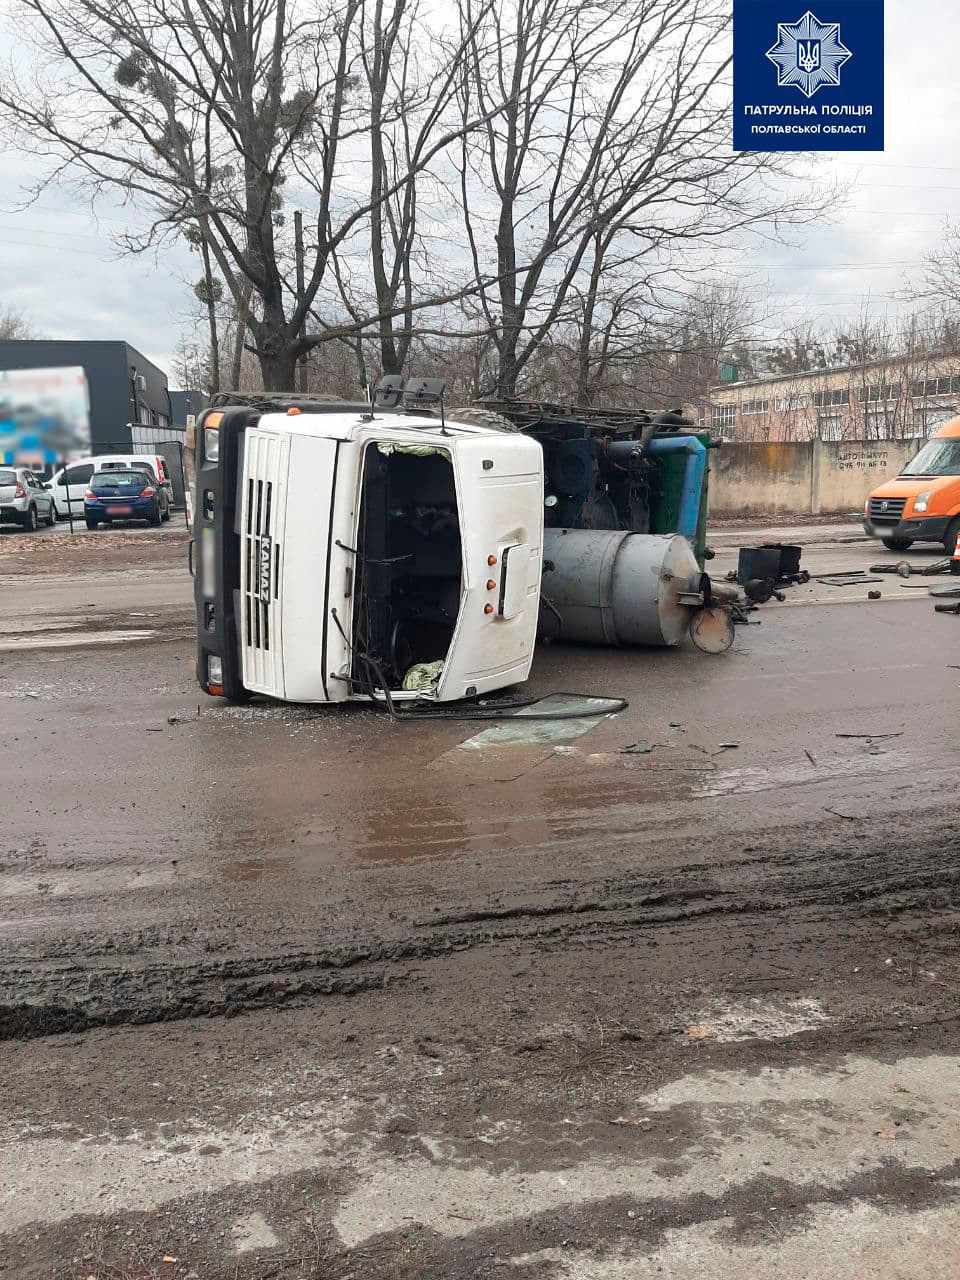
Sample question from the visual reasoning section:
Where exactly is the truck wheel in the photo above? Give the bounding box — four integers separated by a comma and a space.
85, 518, 99, 530
19, 505, 38, 532
881, 537, 912, 551
942, 518, 960, 555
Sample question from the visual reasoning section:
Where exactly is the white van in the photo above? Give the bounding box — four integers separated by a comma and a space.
194, 397, 544, 704
49, 454, 174, 520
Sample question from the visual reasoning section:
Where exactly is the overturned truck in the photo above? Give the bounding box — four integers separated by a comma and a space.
192, 379, 740, 705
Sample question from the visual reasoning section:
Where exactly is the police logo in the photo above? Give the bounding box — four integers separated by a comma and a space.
766, 10, 852, 99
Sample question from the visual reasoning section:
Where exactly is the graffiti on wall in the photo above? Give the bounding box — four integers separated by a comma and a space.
834, 445, 891, 472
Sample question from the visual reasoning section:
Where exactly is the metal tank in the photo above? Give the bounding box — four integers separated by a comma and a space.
540, 529, 705, 648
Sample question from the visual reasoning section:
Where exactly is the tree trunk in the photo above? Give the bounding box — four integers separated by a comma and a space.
199, 237, 221, 394
258, 346, 299, 392
495, 328, 520, 399
354, 337, 370, 393
230, 286, 252, 391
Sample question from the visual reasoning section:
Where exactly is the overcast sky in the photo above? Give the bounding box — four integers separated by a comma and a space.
1, 0, 957, 385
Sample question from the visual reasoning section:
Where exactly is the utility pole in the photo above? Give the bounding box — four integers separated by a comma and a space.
294, 211, 307, 395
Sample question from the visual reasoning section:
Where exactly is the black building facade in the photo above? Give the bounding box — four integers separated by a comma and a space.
0, 339, 179, 451
0, 339, 193, 504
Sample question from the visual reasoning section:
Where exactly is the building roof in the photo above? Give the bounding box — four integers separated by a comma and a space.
711, 351, 960, 393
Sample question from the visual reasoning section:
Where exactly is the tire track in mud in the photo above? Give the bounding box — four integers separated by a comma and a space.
3, 823, 960, 1041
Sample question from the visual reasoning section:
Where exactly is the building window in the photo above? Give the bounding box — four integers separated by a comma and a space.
914, 404, 956, 436
711, 404, 736, 436
912, 375, 960, 398
857, 383, 900, 403
812, 389, 849, 408
864, 406, 895, 439
775, 394, 808, 412
817, 412, 843, 441
741, 398, 770, 416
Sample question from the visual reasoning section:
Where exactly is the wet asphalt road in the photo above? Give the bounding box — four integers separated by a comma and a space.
3, 525, 960, 1278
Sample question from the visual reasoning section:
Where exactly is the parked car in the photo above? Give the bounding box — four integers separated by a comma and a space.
50, 454, 175, 520
0, 466, 57, 531
84, 469, 166, 529
864, 416, 960, 551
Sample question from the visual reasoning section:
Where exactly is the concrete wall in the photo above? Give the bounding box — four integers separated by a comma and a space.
710, 438, 917, 516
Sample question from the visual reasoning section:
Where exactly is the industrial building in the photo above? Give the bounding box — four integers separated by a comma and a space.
703, 352, 960, 443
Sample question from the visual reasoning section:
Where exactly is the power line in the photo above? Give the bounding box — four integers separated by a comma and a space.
0, 234, 120, 258
0, 222, 114, 244
826, 161, 960, 173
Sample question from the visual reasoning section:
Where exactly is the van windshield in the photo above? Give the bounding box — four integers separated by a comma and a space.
899, 439, 960, 478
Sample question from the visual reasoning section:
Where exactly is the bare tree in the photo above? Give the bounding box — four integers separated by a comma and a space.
339, 0, 482, 376
454, 0, 828, 399
0, 0, 506, 389
0, 305, 37, 339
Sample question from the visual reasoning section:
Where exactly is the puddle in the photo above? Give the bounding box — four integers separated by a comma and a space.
0, 629, 156, 651
221, 857, 293, 884
684, 996, 832, 1043
692, 750, 914, 798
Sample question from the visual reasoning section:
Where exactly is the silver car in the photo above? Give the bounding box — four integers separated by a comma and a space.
0, 466, 57, 531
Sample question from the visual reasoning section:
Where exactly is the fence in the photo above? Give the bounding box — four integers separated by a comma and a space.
709, 438, 917, 517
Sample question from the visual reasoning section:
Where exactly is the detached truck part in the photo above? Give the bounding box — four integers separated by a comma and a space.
192, 382, 738, 706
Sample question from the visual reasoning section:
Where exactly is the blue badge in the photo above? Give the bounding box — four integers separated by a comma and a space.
734, 2, 884, 151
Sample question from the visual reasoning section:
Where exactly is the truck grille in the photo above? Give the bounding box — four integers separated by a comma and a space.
868, 497, 906, 524
240, 431, 286, 694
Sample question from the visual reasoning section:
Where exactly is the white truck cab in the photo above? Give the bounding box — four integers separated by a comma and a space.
194, 395, 544, 705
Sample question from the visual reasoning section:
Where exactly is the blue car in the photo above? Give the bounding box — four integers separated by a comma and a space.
84, 469, 166, 529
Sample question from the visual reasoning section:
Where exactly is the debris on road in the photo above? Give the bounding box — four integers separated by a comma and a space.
868, 589, 882, 599
621, 742, 661, 755
871, 559, 952, 578
814, 571, 882, 587
836, 732, 903, 740
731, 543, 808, 605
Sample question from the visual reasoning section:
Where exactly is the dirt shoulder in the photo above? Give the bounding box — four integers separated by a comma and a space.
0, 524, 189, 575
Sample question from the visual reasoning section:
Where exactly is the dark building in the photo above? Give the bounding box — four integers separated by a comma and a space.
169, 389, 207, 429
0, 339, 178, 450
0, 338, 192, 504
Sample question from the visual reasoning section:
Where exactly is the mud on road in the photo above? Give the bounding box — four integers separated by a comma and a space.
3, 533, 960, 1278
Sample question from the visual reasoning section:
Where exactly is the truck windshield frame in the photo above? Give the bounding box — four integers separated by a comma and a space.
350, 440, 464, 697
899, 438, 960, 478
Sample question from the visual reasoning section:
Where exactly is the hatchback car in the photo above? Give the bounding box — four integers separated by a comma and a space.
0, 466, 57, 531
84, 470, 166, 529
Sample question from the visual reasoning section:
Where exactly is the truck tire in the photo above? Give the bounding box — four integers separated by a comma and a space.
942, 517, 960, 555
881, 537, 912, 551
85, 518, 99, 530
